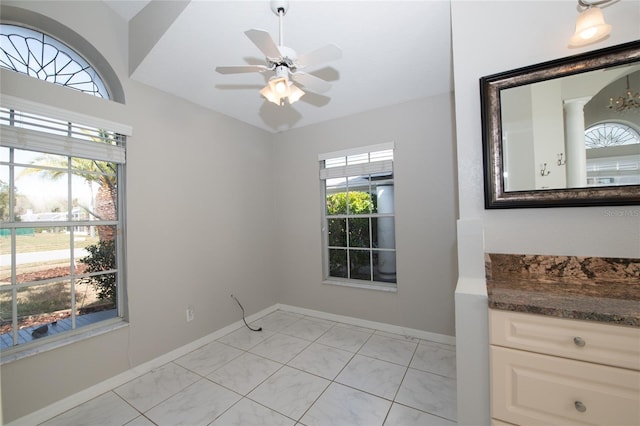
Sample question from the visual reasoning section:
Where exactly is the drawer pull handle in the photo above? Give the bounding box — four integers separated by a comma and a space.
574, 401, 587, 413
573, 337, 586, 347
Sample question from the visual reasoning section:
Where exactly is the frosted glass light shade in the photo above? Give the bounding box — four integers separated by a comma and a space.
569, 7, 612, 47
260, 77, 305, 105
287, 83, 305, 103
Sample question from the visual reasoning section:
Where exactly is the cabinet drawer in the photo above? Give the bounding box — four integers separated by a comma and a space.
491, 346, 640, 425
490, 309, 640, 370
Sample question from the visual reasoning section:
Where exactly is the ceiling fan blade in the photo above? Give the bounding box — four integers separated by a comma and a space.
244, 29, 282, 60
296, 44, 342, 69
291, 71, 331, 94
215, 65, 270, 74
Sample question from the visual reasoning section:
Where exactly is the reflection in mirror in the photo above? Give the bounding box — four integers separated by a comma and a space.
481, 40, 640, 208
500, 66, 639, 192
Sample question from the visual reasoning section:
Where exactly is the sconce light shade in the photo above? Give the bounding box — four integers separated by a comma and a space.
569, 6, 612, 47
260, 76, 305, 105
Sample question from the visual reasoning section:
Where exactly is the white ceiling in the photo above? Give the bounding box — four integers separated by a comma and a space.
102, 0, 452, 133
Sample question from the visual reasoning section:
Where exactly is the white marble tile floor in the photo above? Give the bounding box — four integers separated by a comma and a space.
39, 310, 457, 425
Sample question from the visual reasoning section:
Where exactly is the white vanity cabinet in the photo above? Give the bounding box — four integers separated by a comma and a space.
489, 309, 640, 426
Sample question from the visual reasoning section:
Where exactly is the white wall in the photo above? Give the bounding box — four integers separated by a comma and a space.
0, 1, 279, 422
1, 2, 458, 421
273, 94, 458, 336
453, 0, 640, 257
452, 1, 640, 424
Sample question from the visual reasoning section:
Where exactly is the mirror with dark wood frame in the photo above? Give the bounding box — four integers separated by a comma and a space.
480, 40, 640, 209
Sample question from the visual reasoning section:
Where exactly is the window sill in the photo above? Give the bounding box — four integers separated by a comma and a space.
0, 318, 128, 365
322, 279, 398, 293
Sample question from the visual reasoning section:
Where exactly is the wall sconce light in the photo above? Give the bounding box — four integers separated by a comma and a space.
569, 0, 613, 48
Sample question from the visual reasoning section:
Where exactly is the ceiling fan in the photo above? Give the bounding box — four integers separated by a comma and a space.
215, 0, 341, 106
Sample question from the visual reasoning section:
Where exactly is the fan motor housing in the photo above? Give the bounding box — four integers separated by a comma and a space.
269, 45, 297, 71
270, 1, 289, 16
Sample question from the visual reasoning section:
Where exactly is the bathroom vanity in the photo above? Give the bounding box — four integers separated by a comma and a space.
486, 254, 640, 425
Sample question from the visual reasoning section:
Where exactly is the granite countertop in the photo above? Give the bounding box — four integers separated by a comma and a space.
487, 278, 640, 327
486, 254, 640, 327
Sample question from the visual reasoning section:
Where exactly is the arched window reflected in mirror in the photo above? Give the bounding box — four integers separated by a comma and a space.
585, 122, 640, 187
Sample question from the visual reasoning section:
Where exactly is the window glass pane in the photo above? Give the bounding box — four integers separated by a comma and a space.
76, 273, 117, 327
0, 287, 12, 344
77, 228, 117, 300
349, 250, 371, 281
371, 181, 393, 214
372, 217, 395, 249
370, 149, 393, 163
16, 164, 69, 221
324, 157, 346, 168
325, 177, 345, 192
346, 190, 372, 215
347, 153, 369, 165
12, 111, 69, 136
373, 251, 397, 283
327, 218, 346, 247
14, 149, 65, 165
17, 280, 72, 339
348, 217, 370, 248
326, 189, 347, 215
0, 235, 11, 286
328, 248, 347, 278
15, 227, 71, 282
346, 178, 372, 215
71, 163, 116, 223
0, 163, 11, 220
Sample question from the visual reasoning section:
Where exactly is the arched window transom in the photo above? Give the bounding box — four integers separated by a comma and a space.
585, 122, 640, 149
0, 24, 109, 99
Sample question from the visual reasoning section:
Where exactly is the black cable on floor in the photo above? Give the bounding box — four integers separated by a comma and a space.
230, 294, 262, 331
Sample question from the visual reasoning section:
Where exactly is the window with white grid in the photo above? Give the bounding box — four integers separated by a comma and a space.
0, 97, 129, 353
319, 143, 396, 290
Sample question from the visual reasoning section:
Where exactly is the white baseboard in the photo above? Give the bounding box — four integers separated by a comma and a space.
6, 304, 278, 426
7, 303, 454, 426
277, 304, 456, 346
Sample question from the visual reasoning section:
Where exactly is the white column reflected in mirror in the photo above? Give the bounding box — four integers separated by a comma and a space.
563, 98, 591, 187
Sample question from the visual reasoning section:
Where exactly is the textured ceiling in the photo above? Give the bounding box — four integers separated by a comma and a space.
103, 0, 453, 133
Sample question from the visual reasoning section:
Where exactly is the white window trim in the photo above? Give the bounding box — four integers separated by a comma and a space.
318, 141, 394, 161
0, 95, 132, 136
0, 97, 130, 362
319, 142, 397, 291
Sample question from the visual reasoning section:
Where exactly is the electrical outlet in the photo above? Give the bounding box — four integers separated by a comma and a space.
186, 306, 194, 322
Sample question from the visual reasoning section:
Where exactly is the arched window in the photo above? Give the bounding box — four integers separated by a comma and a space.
0, 24, 110, 99
585, 122, 640, 187
0, 21, 129, 356
585, 122, 640, 149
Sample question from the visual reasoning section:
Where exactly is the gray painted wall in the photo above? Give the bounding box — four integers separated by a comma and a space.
1, 1, 278, 421
272, 95, 458, 335
0, 1, 457, 421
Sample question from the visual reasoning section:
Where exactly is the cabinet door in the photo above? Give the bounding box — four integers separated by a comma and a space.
491, 346, 640, 425
490, 309, 640, 370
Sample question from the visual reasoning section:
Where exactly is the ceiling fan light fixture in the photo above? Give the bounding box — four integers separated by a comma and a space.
261, 76, 305, 105
217, 1, 339, 107
569, 4, 612, 47
287, 83, 305, 104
